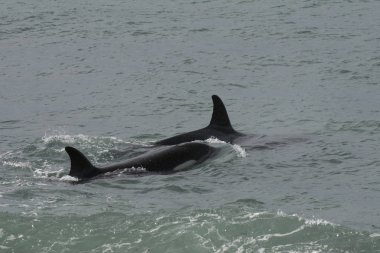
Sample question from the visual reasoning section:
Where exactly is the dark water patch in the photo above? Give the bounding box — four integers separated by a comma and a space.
136, 184, 189, 194
227, 198, 265, 207
325, 120, 380, 134
0, 120, 21, 124
189, 28, 212, 32
132, 30, 154, 36
0, 120, 22, 130
296, 30, 313, 34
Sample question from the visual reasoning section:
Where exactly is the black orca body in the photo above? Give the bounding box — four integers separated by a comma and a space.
156, 95, 244, 145
65, 142, 218, 180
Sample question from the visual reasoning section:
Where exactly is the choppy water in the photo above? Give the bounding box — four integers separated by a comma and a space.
1, 0, 380, 252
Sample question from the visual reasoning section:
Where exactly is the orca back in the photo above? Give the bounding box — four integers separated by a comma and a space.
156, 95, 242, 145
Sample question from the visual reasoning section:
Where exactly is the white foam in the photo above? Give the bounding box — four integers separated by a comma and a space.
232, 144, 247, 158
59, 175, 79, 182
43, 133, 121, 144
257, 226, 306, 241
241, 211, 268, 220
277, 210, 335, 227
42, 133, 87, 144
2, 161, 31, 168
205, 137, 247, 158
117, 167, 147, 175
42, 133, 155, 148
216, 237, 245, 253
276, 210, 287, 216
32, 161, 65, 179
304, 218, 334, 226
205, 137, 227, 144
0, 151, 13, 159
6, 234, 17, 241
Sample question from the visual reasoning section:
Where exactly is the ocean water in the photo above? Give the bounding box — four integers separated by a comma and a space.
1, 0, 380, 252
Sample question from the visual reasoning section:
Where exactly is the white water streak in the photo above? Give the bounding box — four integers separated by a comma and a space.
59, 175, 79, 182
205, 137, 247, 158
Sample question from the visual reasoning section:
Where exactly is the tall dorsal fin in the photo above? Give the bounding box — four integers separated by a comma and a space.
208, 95, 234, 130
65, 146, 99, 179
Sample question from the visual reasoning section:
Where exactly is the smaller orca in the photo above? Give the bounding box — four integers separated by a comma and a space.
156, 95, 244, 145
65, 142, 218, 180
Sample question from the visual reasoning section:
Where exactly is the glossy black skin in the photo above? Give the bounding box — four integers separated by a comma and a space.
156, 95, 244, 145
66, 142, 218, 180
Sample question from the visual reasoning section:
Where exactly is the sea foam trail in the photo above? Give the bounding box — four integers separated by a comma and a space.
42, 133, 153, 147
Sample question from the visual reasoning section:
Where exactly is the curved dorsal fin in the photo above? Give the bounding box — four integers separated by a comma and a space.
208, 95, 234, 130
65, 146, 99, 179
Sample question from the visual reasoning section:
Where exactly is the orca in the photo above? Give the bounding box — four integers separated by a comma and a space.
65, 142, 218, 180
156, 95, 244, 145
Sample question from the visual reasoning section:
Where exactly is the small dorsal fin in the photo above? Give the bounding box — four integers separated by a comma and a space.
65, 146, 99, 179
208, 95, 234, 130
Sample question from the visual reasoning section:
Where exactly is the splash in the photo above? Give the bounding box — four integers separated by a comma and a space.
42, 133, 88, 144
42, 132, 154, 147
232, 144, 247, 158
205, 137, 227, 144
59, 175, 79, 182
276, 210, 335, 226
205, 137, 247, 158
42, 133, 126, 145
304, 218, 335, 226
33, 168, 65, 179
117, 167, 147, 175
2, 161, 31, 169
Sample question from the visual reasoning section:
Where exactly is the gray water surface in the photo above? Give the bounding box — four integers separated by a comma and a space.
1, 0, 380, 252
